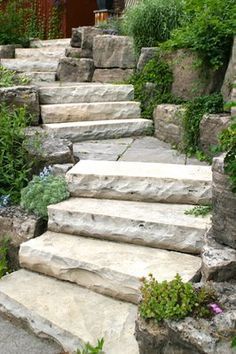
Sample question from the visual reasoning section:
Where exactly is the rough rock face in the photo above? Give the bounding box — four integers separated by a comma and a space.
199, 114, 231, 155
163, 49, 226, 100
136, 282, 236, 354
154, 104, 185, 147
65, 47, 92, 59
0, 45, 15, 58
212, 155, 236, 249
0, 86, 40, 125
70, 28, 82, 48
0, 206, 46, 269
221, 36, 236, 102
201, 233, 236, 282
25, 134, 76, 166
93, 35, 136, 69
92, 68, 134, 83
137, 47, 158, 71
56, 58, 94, 82
81, 26, 103, 51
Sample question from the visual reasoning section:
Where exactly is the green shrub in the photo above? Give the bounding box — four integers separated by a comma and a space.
185, 205, 212, 217
0, 238, 10, 279
182, 93, 224, 156
140, 274, 216, 322
128, 56, 181, 118
77, 338, 104, 354
0, 104, 32, 203
0, 66, 30, 87
0, 0, 31, 46
218, 116, 236, 192
21, 169, 70, 219
122, 0, 184, 53
164, 0, 236, 69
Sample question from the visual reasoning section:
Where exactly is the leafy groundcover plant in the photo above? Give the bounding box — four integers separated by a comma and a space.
21, 166, 69, 220
0, 66, 30, 87
0, 238, 10, 279
77, 338, 104, 354
140, 274, 218, 322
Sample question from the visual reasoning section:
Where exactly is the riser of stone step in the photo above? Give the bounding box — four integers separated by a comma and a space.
19, 231, 202, 304
0, 59, 58, 72
41, 102, 141, 124
43, 119, 152, 142
22, 72, 56, 83
30, 38, 71, 48
47, 198, 211, 254
15, 47, 66, 59
39, 84, 134, 104
67, 160, 212, 205
0, 270, 138, 354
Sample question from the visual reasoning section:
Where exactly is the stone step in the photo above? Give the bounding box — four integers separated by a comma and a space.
0, 59, 58, 72
30, 38, 71, 48
41, 102, 141, 124
15, 47, 66, 59
48, 198, 211, 254
20, 231, 202, 304
39, 84, 134, 104
67, 160, 212, 205
43, 118, 152, 142
22, 72, 56, 83
0, 270, 138, 354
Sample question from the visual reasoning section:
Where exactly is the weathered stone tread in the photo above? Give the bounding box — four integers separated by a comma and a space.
47, 197, 211, 254
20, 231, 202, 304
67, 160, 212, 204
0, 270, 138, 354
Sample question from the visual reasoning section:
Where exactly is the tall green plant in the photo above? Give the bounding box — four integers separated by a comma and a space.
122, 0, 184, 53
0, 104, 32, 203
165, 0, 236, 69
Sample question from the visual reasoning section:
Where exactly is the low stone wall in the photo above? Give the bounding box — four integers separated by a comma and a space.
212, 155, 236, 249
0, 207, 47, 269
136, 282, 236, 354
0, 86, 40, 125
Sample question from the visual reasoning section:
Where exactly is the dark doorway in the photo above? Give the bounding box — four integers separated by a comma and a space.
65, 0, 98, 37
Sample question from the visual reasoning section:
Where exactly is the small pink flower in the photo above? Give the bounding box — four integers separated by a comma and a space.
209, 303, 223, 314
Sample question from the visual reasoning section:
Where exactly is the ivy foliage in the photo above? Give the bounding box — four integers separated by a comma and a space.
182, 93, 224, 156
128, 56, 181, 118
164, 0, 236, 69
122, 0, 185, 53
140, 274, 216, 322
218, 116, 236, 192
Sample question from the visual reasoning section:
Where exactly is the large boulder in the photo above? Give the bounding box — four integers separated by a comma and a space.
25, 132, 76, 166
70, 28, 82, 48
0, 86, 40, 125
221, 36, 236, 102
212, 155, 236, 249
136, 282, 236, 354
81, 26, 103, 51
199, 114, 231, 155
154, 104, 185, 147
56, 58, 94, 82
93, 35, 136, 69
92, 68, 134, 83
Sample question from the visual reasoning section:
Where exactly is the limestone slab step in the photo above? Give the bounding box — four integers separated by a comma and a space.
0, 59, 58, 72
67, 160, 212, 205
41, 102, 141, 123
30, 38, 71, 48
0, 270, 138, 354
43, 119, 152, 142
20, 231, 202, 304
39, 84, 134, 104
15, 47, 66, 59
23, 72, 56, 83
48, 198, 211, 254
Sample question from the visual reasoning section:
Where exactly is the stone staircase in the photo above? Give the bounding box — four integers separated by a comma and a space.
0, 159, 212, 353
1, 38, 70, 83
39, 83, 152, 141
